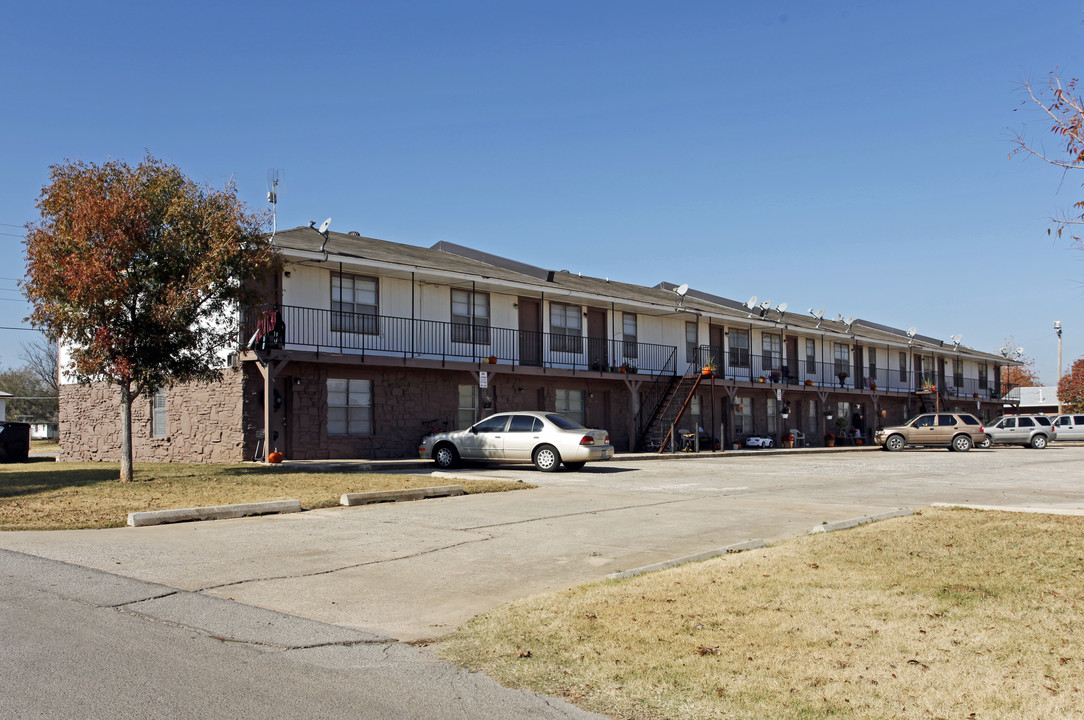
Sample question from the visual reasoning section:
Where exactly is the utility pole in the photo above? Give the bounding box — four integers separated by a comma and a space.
1055, 321, 1063, 413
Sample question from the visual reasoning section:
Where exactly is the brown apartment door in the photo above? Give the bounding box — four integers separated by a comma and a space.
587, 308, 608, 370
785, 336, 798, 383
518, 297, 542, 366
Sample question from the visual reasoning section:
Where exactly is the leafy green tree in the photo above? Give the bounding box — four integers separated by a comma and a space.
1058, 357, 1084, 412
22, 155, 280, 481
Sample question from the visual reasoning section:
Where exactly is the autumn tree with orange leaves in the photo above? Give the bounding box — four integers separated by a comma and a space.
1058, 357, 1084, 412
22, 156, 280, 481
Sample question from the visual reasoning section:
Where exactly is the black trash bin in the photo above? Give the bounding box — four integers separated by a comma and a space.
0, 421, 31, 462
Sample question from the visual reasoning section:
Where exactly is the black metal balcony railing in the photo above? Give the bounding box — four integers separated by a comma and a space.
245, 305, 678, 375
691, 345, 1001, 398
241, 307, 1001, 398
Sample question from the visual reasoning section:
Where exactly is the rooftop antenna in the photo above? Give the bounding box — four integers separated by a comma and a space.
266, 169, 283, 244
673, 283, 689, 308
950, 334, 963, 350
312, 217, 332, 255
745, 295, 758, 318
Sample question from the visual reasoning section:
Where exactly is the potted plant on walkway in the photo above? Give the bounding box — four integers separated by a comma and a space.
702, 358, 717, 377
824, 432, 835, 447
836, 371, 849, 388
782, 432, 795, 448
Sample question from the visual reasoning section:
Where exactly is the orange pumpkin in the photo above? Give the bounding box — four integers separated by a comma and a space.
267, 451, 284, 464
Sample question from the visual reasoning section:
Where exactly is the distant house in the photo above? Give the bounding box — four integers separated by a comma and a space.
58, 227, 1020, 463
0, 390, 9, 422
30, 422, 59, 440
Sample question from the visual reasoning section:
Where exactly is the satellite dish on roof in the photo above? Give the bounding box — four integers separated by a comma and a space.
759, 300, 772, 311
318, 217, 332, 235
844, 315, 855, 326
674, 283, 689, 297
907, 327, 917, 337
951, 334, 963, 347
745, 296, 757, 310
776, 302, 788, 313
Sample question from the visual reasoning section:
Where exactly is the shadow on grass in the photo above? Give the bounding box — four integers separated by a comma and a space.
0, 462, 121, 499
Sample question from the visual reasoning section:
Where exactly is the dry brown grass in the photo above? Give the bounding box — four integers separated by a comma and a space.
0, 459, 528, 530
438, 508, 1084, 719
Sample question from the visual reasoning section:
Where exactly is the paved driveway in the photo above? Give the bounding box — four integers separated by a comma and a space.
2, 447, 1083, 641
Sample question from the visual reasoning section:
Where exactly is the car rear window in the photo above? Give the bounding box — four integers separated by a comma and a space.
1076, 415, 1084, 423
958, 415, 980, 425
546, 414, 586, 430
1033, 416, 1052, 426
1019, 417, 1035, 427
509, 415, 542, 432
937, 416, 957, 426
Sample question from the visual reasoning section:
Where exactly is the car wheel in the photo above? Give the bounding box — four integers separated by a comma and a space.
533, 444, 561, 472
1030, 434, 1048, 449
977, 436, 991, 449
563, 461, 586, 471
884, 434, 905, 452
433, 443, 460, 469
951, 434, 972, 452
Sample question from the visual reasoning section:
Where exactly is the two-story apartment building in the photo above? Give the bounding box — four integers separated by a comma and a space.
58, 226, 1016, 462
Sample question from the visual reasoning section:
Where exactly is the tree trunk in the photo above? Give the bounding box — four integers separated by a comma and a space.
119, 381, 135, 483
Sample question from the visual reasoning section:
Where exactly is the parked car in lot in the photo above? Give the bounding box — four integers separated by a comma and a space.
418, 411, 612, 472
979, 415, 1056, 449
1051, 414, 1084, 442
744, 435, 774, 448
874, 412, 985, 452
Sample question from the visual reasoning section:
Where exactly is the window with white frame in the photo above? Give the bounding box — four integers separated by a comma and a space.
555, 389, 585, 425
766, 396, 777, 435
729, 329, 750, 368
327, 378, 372, 435
623, 313, 638, 359
805, 339, 816, 374
762, 334, 781, 371
151, 389, 167, 438
550, 303, 583, 354
688, 395, 702, 432
457, 384, 478, 429
451, 289, 490, 345
331, 273, 379, 334
685, 322, 698, 364
834, 343, 850, 376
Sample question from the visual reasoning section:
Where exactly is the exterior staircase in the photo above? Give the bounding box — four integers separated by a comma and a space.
639, 370, 703, 452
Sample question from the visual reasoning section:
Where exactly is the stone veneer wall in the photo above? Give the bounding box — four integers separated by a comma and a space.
59, 368, 248, 463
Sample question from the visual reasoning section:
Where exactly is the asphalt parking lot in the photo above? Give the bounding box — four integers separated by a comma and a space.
2, 446, 1082, 642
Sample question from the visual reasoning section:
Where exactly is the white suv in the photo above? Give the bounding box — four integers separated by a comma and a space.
1051, 414, 1084, 442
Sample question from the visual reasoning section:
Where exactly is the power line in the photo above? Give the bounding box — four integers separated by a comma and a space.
0, 326, 40, 332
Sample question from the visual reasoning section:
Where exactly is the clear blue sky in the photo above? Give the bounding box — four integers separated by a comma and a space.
1, 1, 1082, 383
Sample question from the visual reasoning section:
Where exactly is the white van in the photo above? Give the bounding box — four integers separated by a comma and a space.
1051, 414, 1084, 442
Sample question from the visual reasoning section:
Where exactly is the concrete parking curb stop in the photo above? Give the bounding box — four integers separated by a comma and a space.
340, 485, 465, 506
810, 508, 914, 534
607, 539, 768, 579
127, 499, 302, 527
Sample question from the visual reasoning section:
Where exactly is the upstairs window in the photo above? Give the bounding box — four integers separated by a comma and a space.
451, 289, 490, 345
729, 329, 750, 369
762, 334, 781, 371
332, 273, 379, 334
550, 303, 583, 354
622, 313, 638, 358
805, 339, 816, 374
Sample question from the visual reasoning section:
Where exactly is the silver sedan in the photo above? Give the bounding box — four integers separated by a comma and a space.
418, 411, 612, 472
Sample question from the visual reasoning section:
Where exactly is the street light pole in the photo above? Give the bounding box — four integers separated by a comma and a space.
1055, 321, 1063, 413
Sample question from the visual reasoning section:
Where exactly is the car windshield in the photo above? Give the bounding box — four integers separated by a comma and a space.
545, 414, 586, 430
